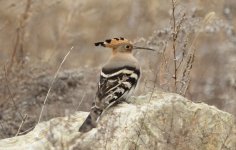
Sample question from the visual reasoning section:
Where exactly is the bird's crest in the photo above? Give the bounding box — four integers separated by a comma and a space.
95, 37, 131, 48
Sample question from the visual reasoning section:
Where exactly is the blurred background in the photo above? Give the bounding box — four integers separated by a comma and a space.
0, 0, 235, 139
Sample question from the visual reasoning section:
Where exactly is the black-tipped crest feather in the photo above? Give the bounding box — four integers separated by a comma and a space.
105, 39, 112, 43
95, 42, 105, 47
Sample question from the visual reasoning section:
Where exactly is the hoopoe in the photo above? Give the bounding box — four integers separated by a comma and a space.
79, 37, 155, 132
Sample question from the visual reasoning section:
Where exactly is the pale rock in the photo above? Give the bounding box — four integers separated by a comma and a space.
0, 91, 235, 150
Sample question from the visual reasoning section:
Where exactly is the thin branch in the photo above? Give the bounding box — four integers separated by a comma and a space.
15, 114, 28, 136
37, 46, 74, 125
18, 126, 34, 136
3, 65, 24, 120
75, 92, 86, 111
0, 121, 7, 138
8, 0, 32, 71
171, 0, 177, 92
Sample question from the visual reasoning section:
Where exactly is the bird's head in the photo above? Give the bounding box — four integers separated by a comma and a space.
95, 37, 155, 54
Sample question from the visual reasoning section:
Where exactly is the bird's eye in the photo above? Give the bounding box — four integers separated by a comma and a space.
125, 45, 130, 49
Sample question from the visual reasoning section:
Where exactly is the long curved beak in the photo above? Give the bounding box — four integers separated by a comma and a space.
133, 46, 155, 51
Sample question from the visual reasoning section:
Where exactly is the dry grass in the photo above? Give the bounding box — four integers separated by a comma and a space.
37, 46, 73, 124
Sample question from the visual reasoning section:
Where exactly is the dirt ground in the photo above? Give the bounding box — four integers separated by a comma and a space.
0, 0, 236, 139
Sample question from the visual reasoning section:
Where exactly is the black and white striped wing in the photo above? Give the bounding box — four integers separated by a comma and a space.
96, 66, 140, 107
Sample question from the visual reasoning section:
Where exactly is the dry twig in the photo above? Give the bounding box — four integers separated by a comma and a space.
37, 46, 74, 125
75, 92, 86, 111
15, 114, 28, 137
171, 0, 177, 91
0, 121, 7, 138
3, 65, 24, 120
8, 0, 32, 71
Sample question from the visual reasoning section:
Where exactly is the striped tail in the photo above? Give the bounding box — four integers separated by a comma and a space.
79, 107, 103, 133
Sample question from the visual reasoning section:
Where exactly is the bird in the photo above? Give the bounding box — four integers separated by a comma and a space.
79, 37, 155, 132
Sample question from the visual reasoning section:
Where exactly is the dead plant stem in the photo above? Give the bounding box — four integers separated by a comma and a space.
172, 0, 177, 92
3, 65, 24, 120
15, 114, 28, 136
37, 46, 73, 125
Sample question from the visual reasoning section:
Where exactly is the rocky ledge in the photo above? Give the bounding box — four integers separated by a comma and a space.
0, 91, 235, 150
